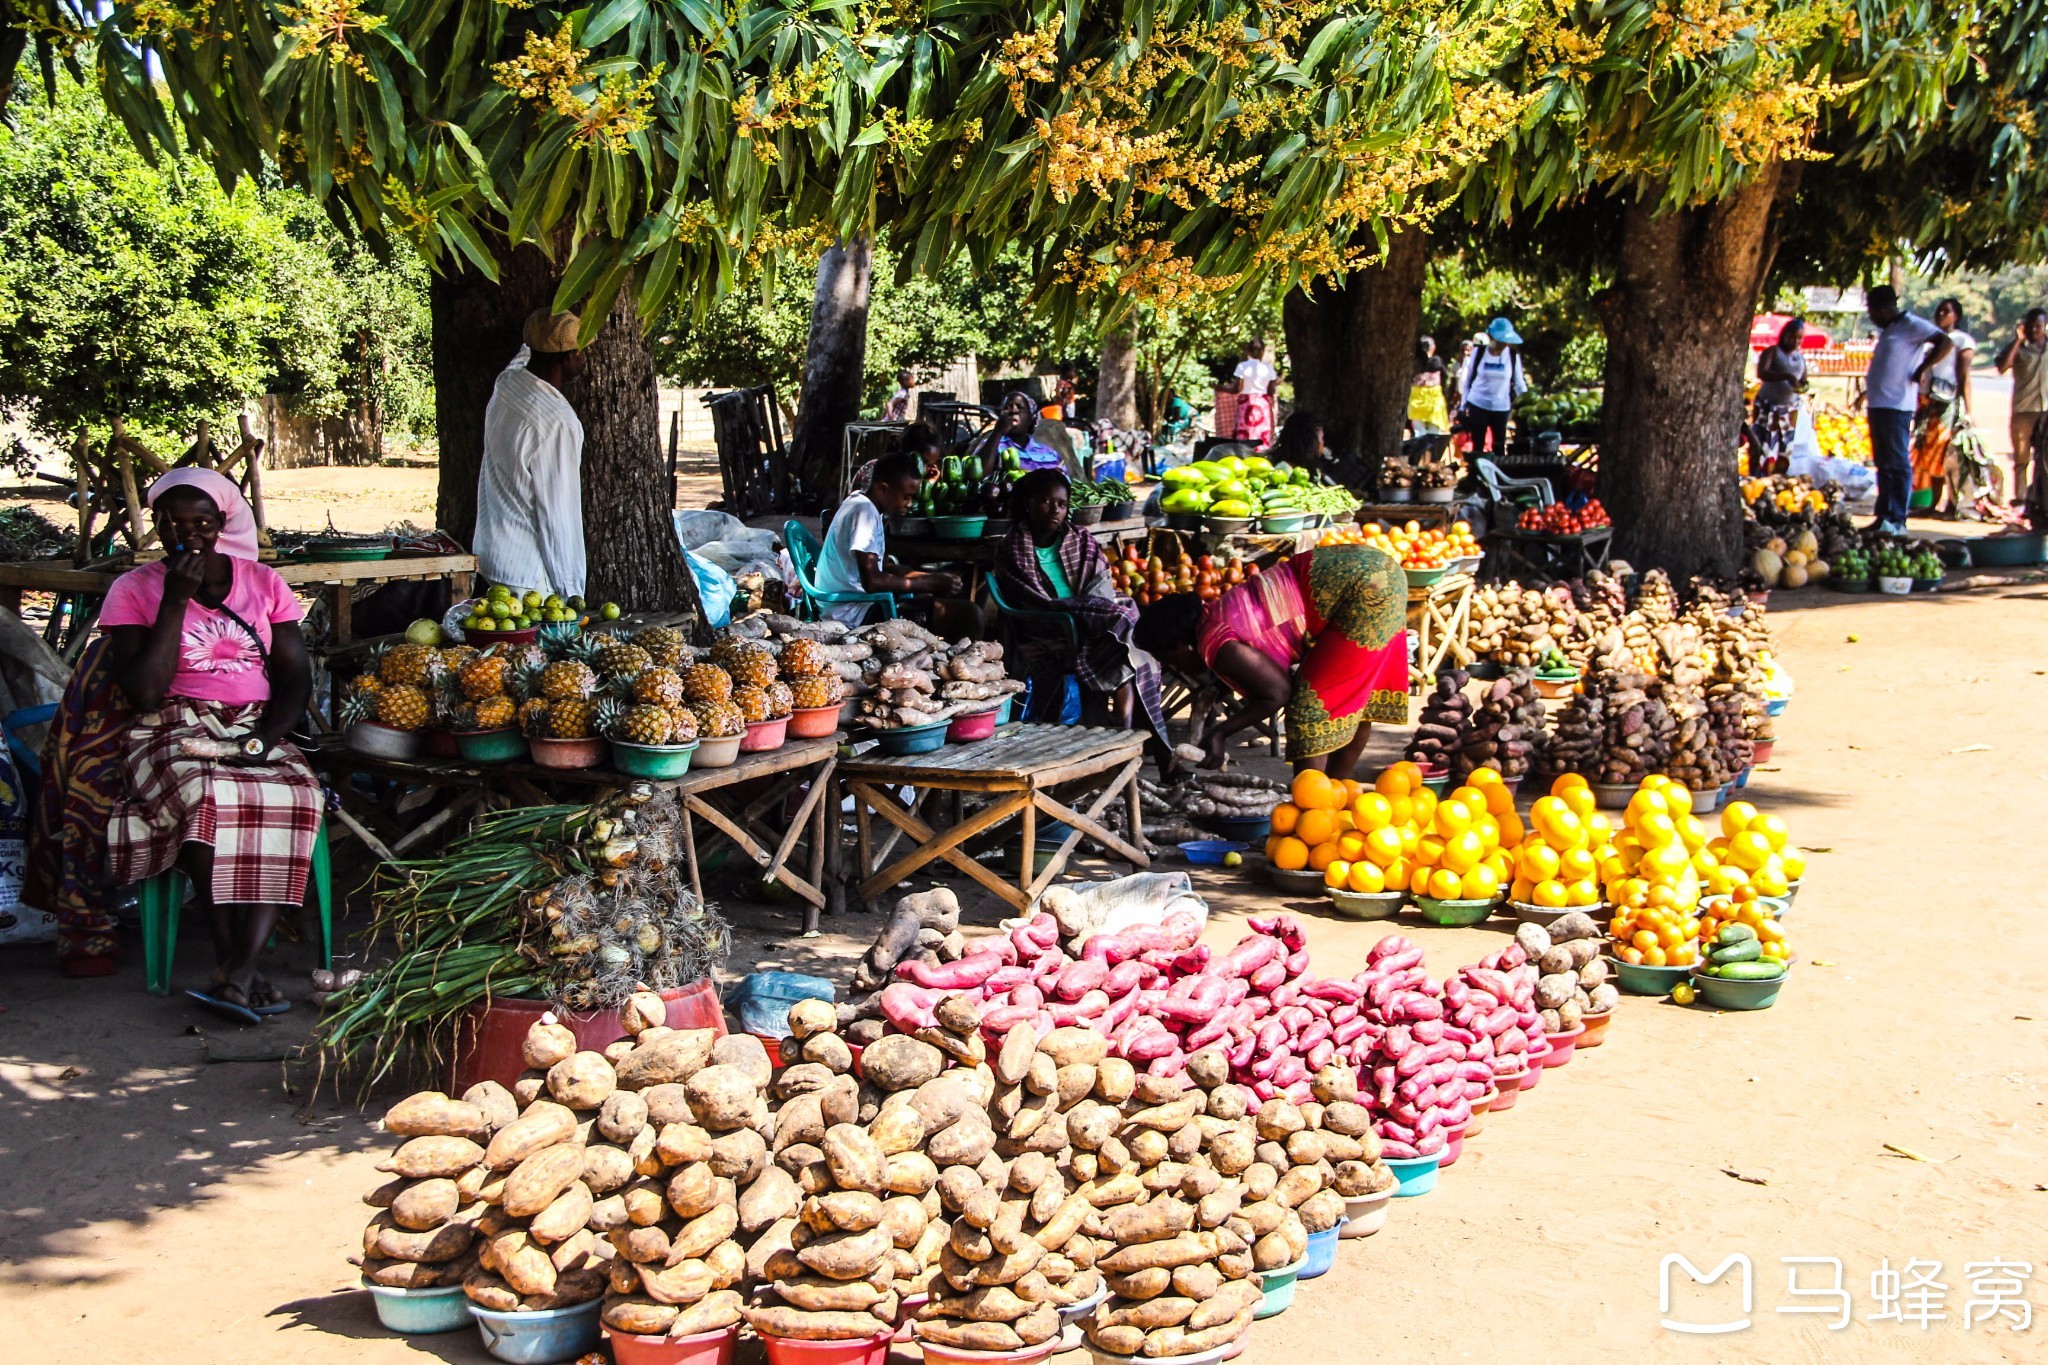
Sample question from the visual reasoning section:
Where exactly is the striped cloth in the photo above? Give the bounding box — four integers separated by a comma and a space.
108, 699, 322, 906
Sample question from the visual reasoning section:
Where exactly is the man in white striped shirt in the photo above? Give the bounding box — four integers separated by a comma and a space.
475, 309, 588, 598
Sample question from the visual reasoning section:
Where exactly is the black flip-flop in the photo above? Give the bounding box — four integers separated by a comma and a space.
184, 988, 262, 1026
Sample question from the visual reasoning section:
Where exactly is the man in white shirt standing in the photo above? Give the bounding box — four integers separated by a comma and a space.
475, 309, 588, 598
1458, 317, 1528, 460
1862, 286, 1951, 535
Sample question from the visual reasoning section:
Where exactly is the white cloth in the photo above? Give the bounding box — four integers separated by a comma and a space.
1865, 312, 1944, 411
476, 349, 586, 598
1921, 328, 1975, 397
817, 492, 887, 626
1461, 346, 1525, 410
1233, 358, 1276, 396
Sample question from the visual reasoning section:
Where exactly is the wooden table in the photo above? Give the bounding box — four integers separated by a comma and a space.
1358, 501, 1462, 528
840, 724, 1148, 912
0, 553, 478, 649
1408, 572, 1476, 689
1488, 526, 1613, 579
313, 735, 844, 932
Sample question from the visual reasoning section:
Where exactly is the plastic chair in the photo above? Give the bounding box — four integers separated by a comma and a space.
141, 819, 332, 995
2, 702, 57, 779
1475, 457, 1556, 509
783, 519, 901, 623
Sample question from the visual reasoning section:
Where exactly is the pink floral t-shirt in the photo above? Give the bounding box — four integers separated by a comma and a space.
100, 558, 305, 706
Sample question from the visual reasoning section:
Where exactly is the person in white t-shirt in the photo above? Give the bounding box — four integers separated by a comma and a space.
1911, 297, 1976, 517
1228, 341, 1279, 446
816, 453, 978, 635
1862, 285, 1951, 533
1458, 317, 1529, 460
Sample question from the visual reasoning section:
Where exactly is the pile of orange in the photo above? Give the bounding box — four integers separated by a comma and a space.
1699, 885, 1792, 964
1508, 774, 1615, 907
1345, 520, 1483, 570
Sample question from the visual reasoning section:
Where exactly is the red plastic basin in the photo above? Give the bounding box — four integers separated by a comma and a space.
448, 979, 725, 1093
759, 1332, 893, 1365
1488, 1070, 1524, 1110
946, 707, 1000, 743
1439, 1122, 1467, 1167
1541, 1022, 1585, 1067
787, 705, 840, 739
606, 1325, 739, 1365
741, 716, 790, 752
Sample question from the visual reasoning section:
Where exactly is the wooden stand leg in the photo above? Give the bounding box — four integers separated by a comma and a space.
681, 804, 703, 905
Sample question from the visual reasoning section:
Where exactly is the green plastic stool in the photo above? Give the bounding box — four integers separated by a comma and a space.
141, 821, 333, 996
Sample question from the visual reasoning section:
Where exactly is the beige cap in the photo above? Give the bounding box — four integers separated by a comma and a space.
522, 308, 585, 353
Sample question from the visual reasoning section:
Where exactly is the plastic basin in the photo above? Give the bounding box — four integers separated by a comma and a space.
1463, 1089, 1497, 1137
1253, 1257, 1308, 1317
1691, 965, 1789, 1010
468, 1299, 602, 1364
874, 721, 949, 755
787, 705, 841, 739
1204, 516, 1258, 536
1262, 513, 1316, 534
1592, 781, 1637, 809
605, 1325, 739, 1365
455, 727, 527, 764
1267, 864, 1328, 895
528, 735, 606, 770
1765, 698, 1788, 717
1540, 1022, 1585, 1067
913, 1330, 1063, 1365
1488, 1068, 1527, 1109
448, 979, 723, 1093
1328, 888, 1404, 920
1439, 1122, 1467, 1167
1298, 1224, 1343, 1279
1612, 957, 1692, 996
741, 716, 789, 752
1059, 1284, 1109, 1328
350, 721, 422, 761
1414, 895, 1497, 926
692, 733, 744, 769
928, 515, 989, 540
1089, 1343, 1233, 1365
1404, 566, 1448, 589
947, 707, 1000, 743
364, 1281, 470, 1335
1198, 812, 1271, 841
1577, 1009, 1613, 1049
1751, 738, 1777, 764
1511, 901, 1589, 929
1878, 575, 1912, 595
422, 728, 460, 759
611, 740, 698, 778
1966, 532, 2047, 566
1521, 1042, 1548, 1085
1532, 671, 1579, 699
1384, 1152, 1442, 1197
1339, 1185, 1393, 1237
892, 1292, 928, 1343
1179, 840, 1247, 865
759, 1331, 894, 1365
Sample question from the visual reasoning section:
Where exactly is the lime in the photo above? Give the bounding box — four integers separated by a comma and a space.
1670, 981, 1696, 1005
1223, 851, 1243, 868
601, 602, 621, 620
488, 598, 514, 619
471, 617, 497, 632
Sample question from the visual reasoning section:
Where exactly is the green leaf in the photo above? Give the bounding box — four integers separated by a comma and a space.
582, 0, 648, 47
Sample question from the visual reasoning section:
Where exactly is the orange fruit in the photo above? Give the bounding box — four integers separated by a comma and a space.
1468, 767, 1502, 788
1727, 831, 1771, 872
1388, 795, 1415, 827
1561, 784, 1596, 820
1347, 861, 1386, 894
1519, 842, 1562, 882
1292, 769, 1338, 811
1463, 863, 1501, 900
1663, 785, 1694, 818
1350, 792, 1394, 830
1270, 802, 1301, 836
1364, 827, 1404, 866
1482, 782, 1516, 816
1635, 812, 1677, 849
1495, 809, 1526, 849
1513, 877, 1538, 903
1533, 879, 1569, 908
1551, 773, 1590, 797
1720, 800, 1758, 838
1416, 834, 1446, 867
1296, 809, 1339, 848
1440, 830, 1485, 875
1336, 831, 1368, 861
1427, 868, 1464, 900
1375, 763, 1415, 798
1751, 813, 1789, 852
1619, 945, 1645, 965
1566, 877, 1601, 906
1384, 855, 1416, 890
1324, 859, 1351, 889
1643, 944, 1668, 967
1449, 785, 1489, 814
1434, 802, 1473, 838
1410, 789, 1438, 827
1272, 837, 1309, 871
1559, 845, 1597, 880
1307, 841, 1339, 872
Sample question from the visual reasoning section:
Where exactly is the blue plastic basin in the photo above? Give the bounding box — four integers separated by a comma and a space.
364, 1282, 470, 1335
469, 1300, 603, 1364
1385, 1151, 1443, 1197
1298, 1224, 1343, 1279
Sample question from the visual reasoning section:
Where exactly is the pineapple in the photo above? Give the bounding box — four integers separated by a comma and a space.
459, 649, 510, 701
789, 675, 841, 711
378, 642, 438, 687
633, 625, 686, 668
537, 622, 586, 659
518, 697, 551, 731
596, 639, 653, 679
439, 645, 481, 676
474, 695, 516, 730
682, 663, 732, 704
373, 683, 431, 731
715, 637, 778, 688
620, 704, 676, 746
632, 667, 686, 707
346, 672, 384, 700
547, 697, 596, 739
667, 706, 700, 744
732, 684, 772, 724
778, 637, 827, 678
691, 700, 746, 737
539, 660, 596, 702
765, 681, 794, 718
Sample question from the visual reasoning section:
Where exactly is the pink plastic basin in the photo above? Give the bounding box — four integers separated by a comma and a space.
759, 1332, 893, 1365
946, 707, 1000, 743
1439, 1122, 1467, 1167
741, 716, 790, 752
1489, 1069, 1525, 1109
913, 1331, 1062, 1365
1541, 1022, 1585, 1068
605, 1325, 739, 1365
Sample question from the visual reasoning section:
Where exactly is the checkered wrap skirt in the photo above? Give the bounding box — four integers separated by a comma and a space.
107, 699, 322, 906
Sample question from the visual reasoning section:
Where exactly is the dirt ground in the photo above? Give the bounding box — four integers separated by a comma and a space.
5, 480, 2048, 1360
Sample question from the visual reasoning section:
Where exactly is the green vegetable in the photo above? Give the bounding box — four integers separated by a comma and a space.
1715, 922, 1757, 944
1714, 961, 1787, 981
1710, 939, 1762, 965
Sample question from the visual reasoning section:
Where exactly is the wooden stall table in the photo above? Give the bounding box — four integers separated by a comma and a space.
1408, 571, 1476, 690
1488, 526, 1613, 580
841, 724, 1148, 913
313, 734, 844, 932
1357, 501, 1462, 529
0, 551, 478, 651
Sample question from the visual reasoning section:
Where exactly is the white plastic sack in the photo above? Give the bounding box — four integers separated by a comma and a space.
1788, 399, 1821, 465
1016, 871, 1211, 943
673, 509, 748, 551
0, 745, 47, 945
694, 539, 784, 583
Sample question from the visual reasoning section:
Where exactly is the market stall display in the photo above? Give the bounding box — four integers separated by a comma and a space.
1111, 542, 1254, 607
1516, 499, 1609, 535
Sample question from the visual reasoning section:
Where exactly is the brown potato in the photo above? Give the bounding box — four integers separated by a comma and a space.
502, 1141, 588, 1218
528, 1181, 594, 1244
388, 1178, 461, 1231
383, 1092, 489, 1142
613, 1030, 718, 1091
484, 1100, 577, 1170
521, 1020, 576, 1070
378, 1135, 484, 1180
739, 1165, 802, 1233
745, 1305, 891, 1341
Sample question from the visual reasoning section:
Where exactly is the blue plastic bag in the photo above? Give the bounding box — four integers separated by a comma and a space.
723, 971, 836, 1039
685, 548, 738, 629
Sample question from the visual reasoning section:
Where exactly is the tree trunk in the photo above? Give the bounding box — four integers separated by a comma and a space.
1282, 229, 1429, 471
1097, 329, 1140, 429
788, 239, 874, 505
1595, 164, 1790, 581
428, 246, 697, 614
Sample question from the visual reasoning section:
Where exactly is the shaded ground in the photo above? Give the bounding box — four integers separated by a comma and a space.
4, 521, 2048, 1360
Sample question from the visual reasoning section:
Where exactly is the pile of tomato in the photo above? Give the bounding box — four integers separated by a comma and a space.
1517, 499, 1610, 535
1112, 546, 1254, 605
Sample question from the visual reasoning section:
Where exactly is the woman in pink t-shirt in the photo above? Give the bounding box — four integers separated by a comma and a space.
98, 469, 322, 1015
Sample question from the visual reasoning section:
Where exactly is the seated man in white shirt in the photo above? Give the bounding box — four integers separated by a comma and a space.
818, 453, 981, 637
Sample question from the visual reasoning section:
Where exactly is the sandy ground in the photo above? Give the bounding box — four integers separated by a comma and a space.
6, 565, 2048, 1362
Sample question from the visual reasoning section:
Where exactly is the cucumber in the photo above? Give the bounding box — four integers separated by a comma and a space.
1715, 960, 1786, 981
1710, 940, 1762, 965
1716, 922, 1757, 945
